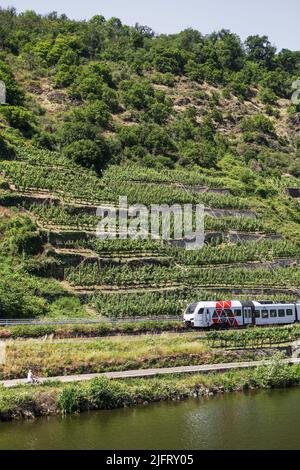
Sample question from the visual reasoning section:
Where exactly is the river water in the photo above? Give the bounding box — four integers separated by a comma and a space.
0, 388, 300, 450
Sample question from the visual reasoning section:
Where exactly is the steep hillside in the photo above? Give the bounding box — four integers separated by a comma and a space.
0, 8, 300, 321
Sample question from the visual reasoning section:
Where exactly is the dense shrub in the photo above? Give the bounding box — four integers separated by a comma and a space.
63, 138, 112, 172
241, 115, 275, 135
0, 106, 35, 136
259, 88, 278, 105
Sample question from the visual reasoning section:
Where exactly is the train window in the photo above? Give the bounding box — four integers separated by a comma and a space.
278, 310, 285, 317
186, 304, 198, 314
262, 310, 269, 319
235, 310, 242, 317
224, 309, 233, 317
270, 309, 277, 318
197, 308, 204, 315
255, 311, 260, 318
287, 309, 293, 316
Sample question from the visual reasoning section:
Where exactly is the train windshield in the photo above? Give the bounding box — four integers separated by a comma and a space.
186, 304, 198, 315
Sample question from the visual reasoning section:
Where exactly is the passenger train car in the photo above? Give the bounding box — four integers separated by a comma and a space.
184, 300, 300, 329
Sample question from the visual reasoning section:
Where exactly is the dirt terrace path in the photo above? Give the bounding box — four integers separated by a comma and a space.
2, 358, 300, 389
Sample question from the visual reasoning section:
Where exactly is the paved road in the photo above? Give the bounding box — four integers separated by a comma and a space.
2, 358, 300, 389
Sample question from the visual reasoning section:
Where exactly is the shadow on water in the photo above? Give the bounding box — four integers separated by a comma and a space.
1, 388, 300, 450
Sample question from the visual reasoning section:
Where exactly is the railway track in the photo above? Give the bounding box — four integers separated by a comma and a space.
0, 317, 182, 326
0, 317, 299, 333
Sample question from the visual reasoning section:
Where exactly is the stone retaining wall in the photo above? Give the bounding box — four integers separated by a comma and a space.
285, 188, 300, 198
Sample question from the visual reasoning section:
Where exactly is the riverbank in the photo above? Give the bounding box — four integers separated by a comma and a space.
3, 388, 300, 450
1, 357, 300, 421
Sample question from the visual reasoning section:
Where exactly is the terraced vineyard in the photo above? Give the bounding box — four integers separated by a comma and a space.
1, 142, 300, 322
1, 160, 251, 208
27, 204, 269, 233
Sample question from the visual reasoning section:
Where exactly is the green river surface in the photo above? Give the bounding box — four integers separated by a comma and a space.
1, 388, 300, 450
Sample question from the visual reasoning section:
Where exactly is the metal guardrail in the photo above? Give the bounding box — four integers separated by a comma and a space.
0, 317, 182, 326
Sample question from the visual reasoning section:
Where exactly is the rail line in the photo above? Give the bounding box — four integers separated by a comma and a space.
0, 317, 182, 326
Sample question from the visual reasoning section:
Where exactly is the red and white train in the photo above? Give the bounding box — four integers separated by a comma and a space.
184, 300, 300, 329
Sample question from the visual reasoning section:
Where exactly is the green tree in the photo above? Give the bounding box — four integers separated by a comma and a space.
0, 59, 25, 105
0, 106, 35, 136
58, 121, 98, 147
245, 35, 276, 67
63, 138, 111, 172
153, 48, 188, 74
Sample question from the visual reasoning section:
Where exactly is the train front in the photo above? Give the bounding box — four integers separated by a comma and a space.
184, 302, 208, 328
